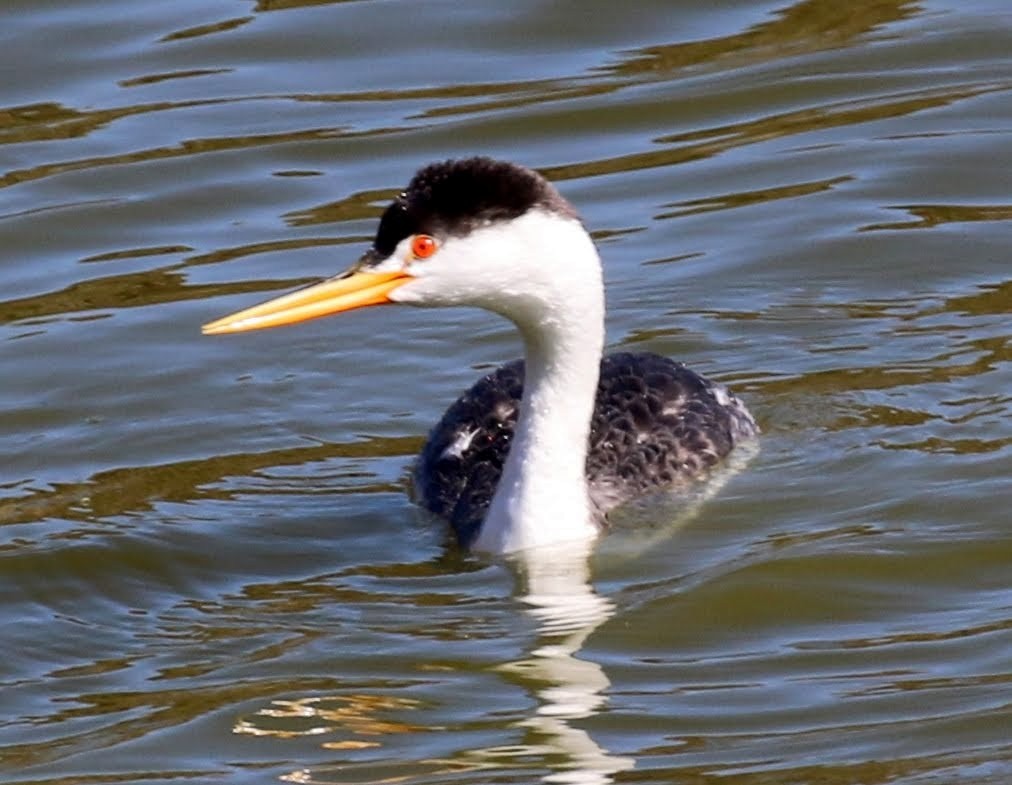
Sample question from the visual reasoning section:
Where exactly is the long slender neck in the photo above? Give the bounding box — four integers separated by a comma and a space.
473, 224, 605, 553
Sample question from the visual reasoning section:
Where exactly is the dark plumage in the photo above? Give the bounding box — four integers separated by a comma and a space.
415, 352, 758, 547
366, 157, 576, 261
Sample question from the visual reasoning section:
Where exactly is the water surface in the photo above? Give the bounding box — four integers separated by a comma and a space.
1, 1, 1010, 783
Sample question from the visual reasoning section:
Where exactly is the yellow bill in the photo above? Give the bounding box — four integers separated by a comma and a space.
202, 269, 412, 335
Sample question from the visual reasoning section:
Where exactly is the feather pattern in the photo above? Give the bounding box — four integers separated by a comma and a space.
415, 351, 758, 547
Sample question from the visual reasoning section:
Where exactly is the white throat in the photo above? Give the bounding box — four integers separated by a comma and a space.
469, 215, 605, 553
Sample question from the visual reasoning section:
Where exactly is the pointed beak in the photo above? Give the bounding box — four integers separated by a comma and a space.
202, 268, 413, 335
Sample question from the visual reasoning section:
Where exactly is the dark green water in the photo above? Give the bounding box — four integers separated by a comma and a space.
1, 1, 1010, 783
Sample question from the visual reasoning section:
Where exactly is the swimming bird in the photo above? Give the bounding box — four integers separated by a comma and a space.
203, 157, 757, 553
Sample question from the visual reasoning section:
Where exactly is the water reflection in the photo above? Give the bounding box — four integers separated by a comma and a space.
0, 234, 353, 325
491, 544, 634, 784
237, 693, 423, 743
0, 435, 413, 528
544, 83, 1001, 185
861, 203, 1012, 231
605, 0, 921, 77
0, 123, 354, 189
0, 0, 951, 201
267, 544, 633, 785
160, 16, 254, 43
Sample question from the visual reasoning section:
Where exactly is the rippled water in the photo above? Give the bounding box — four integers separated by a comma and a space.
2, 1, 1010, 783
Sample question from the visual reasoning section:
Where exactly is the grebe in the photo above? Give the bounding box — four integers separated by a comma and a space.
203, 158, 757, 553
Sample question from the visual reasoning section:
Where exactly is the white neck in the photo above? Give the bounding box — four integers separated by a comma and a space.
472, 217, 605, 553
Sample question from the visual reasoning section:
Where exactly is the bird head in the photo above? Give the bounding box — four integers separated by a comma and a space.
202, 157, 599, 336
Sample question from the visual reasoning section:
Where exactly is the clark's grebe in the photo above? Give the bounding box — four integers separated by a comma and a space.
203, 158, 757, 553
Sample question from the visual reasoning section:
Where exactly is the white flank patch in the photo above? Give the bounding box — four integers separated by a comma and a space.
442, 427, 479, 459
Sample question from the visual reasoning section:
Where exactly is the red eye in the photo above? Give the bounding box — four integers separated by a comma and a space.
411, 234, 438, 259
